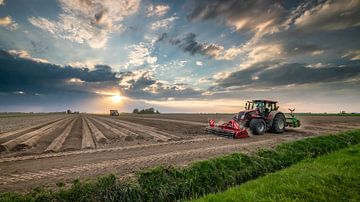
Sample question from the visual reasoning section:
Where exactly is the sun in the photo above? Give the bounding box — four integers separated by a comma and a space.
112, 95, 122, 103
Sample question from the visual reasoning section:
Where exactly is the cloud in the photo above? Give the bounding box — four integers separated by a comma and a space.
126, 42, 157, 67
196, 61, 203, 66
0, 0, 4, 6
8, 49, 49, 63
150, 16, 178, 30
342, 50, 360, 61
0, 49, 201, 100
0, 50, 119, 96
188, 0, 286, 41
28, 0, 140, 48
0, 16, 17, 30
305, 62, 331, 69
294, 0, 360, 32
215, 62, 360, 88
147, 4, 170, 17
117, 70, 203, 99
167, 33, 243, 60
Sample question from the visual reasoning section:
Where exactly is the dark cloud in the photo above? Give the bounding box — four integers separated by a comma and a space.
116, 70, 203, 100
164, 33, 224, 58
0, 51, 118, 95
0, 50, 202, 101
216, 62, 360, 88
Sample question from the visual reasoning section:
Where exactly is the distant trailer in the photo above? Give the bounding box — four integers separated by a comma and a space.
110, 110, 119, 116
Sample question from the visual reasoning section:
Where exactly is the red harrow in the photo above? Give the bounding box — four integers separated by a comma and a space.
205, 119, 249, 139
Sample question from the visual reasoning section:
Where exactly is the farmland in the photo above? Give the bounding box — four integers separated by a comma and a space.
0, 113, 360, 192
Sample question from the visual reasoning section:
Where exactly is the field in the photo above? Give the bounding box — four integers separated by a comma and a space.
0, 113, 360, 192
195, 144, 360, 202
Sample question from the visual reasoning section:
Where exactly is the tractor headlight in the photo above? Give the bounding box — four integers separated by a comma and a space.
240, 114, 245, 119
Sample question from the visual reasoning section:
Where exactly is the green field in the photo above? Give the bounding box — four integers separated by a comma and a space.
195, 144, 360, 202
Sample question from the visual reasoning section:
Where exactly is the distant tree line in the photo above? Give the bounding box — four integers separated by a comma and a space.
132, 107, 160, 114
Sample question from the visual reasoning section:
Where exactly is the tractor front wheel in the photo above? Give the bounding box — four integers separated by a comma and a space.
249, 119, 266, 135
271, 113, 286, 133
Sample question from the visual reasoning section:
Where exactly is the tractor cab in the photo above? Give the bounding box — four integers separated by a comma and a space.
245, 100, 279, 117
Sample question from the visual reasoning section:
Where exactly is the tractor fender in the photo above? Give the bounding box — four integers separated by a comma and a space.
266, 111, 284, 127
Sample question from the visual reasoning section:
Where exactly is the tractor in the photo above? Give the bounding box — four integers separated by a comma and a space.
205, 100, 301, 138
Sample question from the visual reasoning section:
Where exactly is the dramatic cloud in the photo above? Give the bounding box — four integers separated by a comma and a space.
8, 49, 48, 63
342, 50, 360, 61
147, 4, 170, 17
294, 0, 360, 32
167, 33, 243, 60
215, 62, 360, 88
29, 0, 140, 48
0, 50, 118, 94
0, 0, 4, 6
117, 70, 203, 99
188, 0, 286, 40
0, 16, 17, 30
0, 49, 201, 101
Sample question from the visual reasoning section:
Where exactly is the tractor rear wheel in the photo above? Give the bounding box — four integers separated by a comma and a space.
271, 113, 286, 133
249, 119, 266, 135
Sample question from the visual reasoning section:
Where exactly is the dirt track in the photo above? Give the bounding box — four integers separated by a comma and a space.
0, 114, 359, 192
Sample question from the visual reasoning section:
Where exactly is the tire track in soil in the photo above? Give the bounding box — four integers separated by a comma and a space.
0, 136, 299, 186
0, 137, 224, 163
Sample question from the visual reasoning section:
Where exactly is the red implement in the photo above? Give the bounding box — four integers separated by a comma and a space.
205, 119, 249, 139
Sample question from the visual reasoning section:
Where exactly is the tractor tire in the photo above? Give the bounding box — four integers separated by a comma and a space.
249, 119, 266, 135
271, 113, 286, 133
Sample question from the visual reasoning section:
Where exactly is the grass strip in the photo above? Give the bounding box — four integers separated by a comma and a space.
194, 143, 360, 202
1, 129, 360, 202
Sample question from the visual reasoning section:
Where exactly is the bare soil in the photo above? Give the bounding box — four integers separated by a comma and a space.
0, 114, 359, 192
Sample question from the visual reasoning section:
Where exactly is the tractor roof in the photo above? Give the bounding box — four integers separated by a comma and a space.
251, 99, 278, 103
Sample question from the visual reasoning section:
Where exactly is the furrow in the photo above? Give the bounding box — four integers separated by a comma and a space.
88, 117, 128, 138
107, 117, 180, 140
45, 118, 77, 152
0, 118, 69, 152
0, 118, 63, 141
81, 117, 95, 149
84, 117, 108, 144
94, 116, 165, 141
16, 118, 73, 151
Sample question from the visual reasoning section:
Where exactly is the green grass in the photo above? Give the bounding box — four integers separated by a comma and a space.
1, 130, 360, 202
194, 144, 360, 202
294, 113, 360, 116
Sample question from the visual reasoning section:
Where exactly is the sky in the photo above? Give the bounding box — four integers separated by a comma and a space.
0, 0, 359, 113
